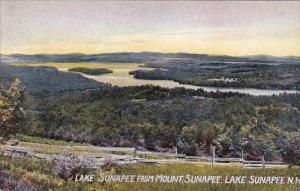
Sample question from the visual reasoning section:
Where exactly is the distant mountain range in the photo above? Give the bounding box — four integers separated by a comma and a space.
1, 52, 299, 64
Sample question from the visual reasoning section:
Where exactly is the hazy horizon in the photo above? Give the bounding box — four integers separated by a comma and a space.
2, 51, 300, 58
1, 1, 300, 56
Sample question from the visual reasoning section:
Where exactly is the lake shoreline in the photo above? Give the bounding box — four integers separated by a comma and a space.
59, 66, 299, 96
11, 63, 299, 96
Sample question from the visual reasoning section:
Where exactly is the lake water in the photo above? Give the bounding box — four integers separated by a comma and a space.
59, 66, 299, 96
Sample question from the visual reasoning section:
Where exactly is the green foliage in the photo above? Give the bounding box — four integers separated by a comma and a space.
0, 156, 87, 190
131, 63, 300, 90
12, 134, 83, 146
0, 64, 107, 96
282, 136, 300, 166
23, 85, 300, 162
68, 67, 113, 75
1, 156, 299, 191
0, 79, 25, 138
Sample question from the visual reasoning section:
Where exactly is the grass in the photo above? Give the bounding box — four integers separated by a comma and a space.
107, 164, 300, 191
11, 62, 143, 70
2, 136, 299, 190
12, 134, 82, 146
8, 135, 178, 160
0, 156, 88, 190
6, 134, 134, 157
0, 156, 299, 191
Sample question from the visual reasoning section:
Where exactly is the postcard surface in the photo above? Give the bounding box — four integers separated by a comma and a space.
0, 1, 299, 191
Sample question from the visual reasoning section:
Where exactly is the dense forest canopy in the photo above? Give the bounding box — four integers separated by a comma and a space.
3, 52, 299, 90
68, 67, 113, 75
0, 64, 108, 96
130, 62, 300, 90
21, 85, 300, 162
0, 60, 299, 164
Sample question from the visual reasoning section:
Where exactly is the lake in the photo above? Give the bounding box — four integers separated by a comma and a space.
58, 63, 299, 96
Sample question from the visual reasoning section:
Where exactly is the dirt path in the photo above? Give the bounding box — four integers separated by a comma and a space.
0, 141, 288, 169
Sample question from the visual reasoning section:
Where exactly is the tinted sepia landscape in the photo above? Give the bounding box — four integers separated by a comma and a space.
0, 1, 300, 191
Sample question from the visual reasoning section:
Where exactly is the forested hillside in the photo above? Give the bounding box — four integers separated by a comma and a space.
1, 62, 299, 163
23, 86, 300, 162
131, 62, 300, 90
3, 52, 299, 90
1, 52, 299, 64
0, 64, 109, 96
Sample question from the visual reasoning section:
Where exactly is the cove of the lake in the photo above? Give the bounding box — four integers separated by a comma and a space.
59, 64, 299, 96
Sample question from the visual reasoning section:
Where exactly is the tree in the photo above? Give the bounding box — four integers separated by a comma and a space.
282, 135, 300, 167
0, 79, 25, 139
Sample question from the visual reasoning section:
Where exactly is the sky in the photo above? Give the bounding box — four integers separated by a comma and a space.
1, 1, 300, 56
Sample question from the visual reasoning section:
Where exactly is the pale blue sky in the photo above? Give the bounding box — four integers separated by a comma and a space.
1, 1, 300, 56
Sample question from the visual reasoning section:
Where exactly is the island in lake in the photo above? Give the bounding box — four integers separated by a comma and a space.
1, 1, 300, 190
68, 67, 113, 75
